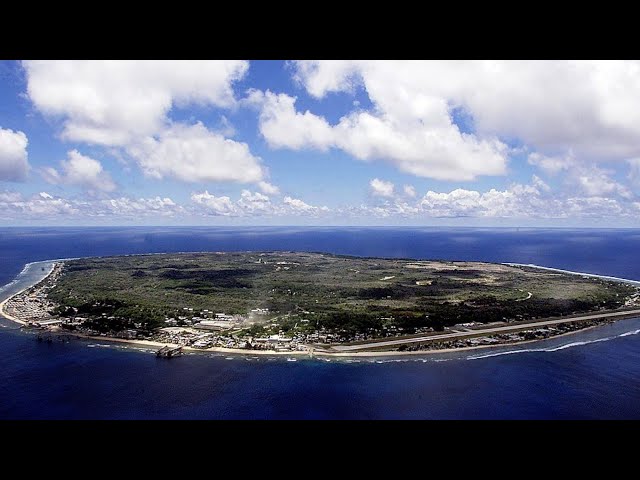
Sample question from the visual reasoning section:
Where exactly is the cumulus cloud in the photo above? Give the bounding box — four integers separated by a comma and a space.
527, 152, 574, 174
255, 89, 507, 181
23, 61, 271, 189
574, 166, 631, 198
293, 60, 362, 98
42, 150, 116, 192
357, 201, 419, 218
403, 185, 416, 197
191, 190, 328, 217
0, 187, 329, 221
343, 175, 635, 220
531, 174, 551, 193
419, 185, 548, 218
293, 60, 640, 163
529, 151, 631, 198
257, 181, 280, 195
0, 180, 637, 223
127, 122, 264, 184
101, 196, 180, 217
0, 191, 78, 217
283, 196, 316, 211
0, 191, 182, 220
191, 191, 238, 216
237, 190, 272, 214
23, 60, 249, 146
256, 91, 334, 150
0, 191, 22, 202
564, 196, 624, 217
0, 127, 29, 181
369, 178, 394, 197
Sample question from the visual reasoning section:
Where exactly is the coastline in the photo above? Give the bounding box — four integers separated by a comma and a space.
0, 260, 59, 326
1, 256, 639, 359
39, 321, 618, 359
0, 297, 26, 325
504, 262, 640, 286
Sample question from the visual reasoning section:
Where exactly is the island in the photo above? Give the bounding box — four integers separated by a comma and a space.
2, 251, 640, 356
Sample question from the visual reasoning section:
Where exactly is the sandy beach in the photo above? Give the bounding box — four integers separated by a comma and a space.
0, 261, 58, 326
0, 292, 29, 325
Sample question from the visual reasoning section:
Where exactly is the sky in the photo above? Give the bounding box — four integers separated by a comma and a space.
0, 60, 639, 227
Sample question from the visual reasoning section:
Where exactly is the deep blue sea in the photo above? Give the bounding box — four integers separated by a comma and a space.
1, 226, 640, 419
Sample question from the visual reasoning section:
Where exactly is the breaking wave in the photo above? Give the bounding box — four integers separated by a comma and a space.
466, 327, 640, 360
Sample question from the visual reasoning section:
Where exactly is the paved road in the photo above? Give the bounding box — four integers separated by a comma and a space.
331, 308, 640, 352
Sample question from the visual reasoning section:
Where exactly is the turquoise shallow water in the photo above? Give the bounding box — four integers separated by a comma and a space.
1, 226, 639, 419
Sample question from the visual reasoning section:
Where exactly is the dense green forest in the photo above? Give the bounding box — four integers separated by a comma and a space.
47, 252, 635, 337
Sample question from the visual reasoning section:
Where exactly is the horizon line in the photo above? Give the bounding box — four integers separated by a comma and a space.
0, 224, 639, 230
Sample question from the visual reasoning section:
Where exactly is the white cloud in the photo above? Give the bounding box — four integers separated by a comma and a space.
527, 152, 574, 174
0, 191, 78, 217
40, 168, 60, 184
403, 185, 416, 197
257, 181, 280, 195
362, 201, 420, 218
418, 179, 556, 218
575, 167, 631, 197
216, 115, 236, 137
23, 60, 249, 146
101, 196, 180, 217
237, 189, 271, 214
293, 60, 361, 98
574, 166, 631, 198
191, 190, 328, 217
420, 189, 482, 217
0, 191, 183, 220
531, 174, 551, 192
0, 187, 319, 221
565, 197, 625, 218
255, 89, 507, 181
0, 128, 29, 181
340, 113, 507, 181
191, 191, 238, 216
628, 158, 640, 185
283, 196, 318, 212
256, 91, 334, 150
0, 181, 636, 223
23, 61, 270, 190
293, 61, 640, 163
334, 176, 625, 220
529, 152, 630, 198
42, 150, 116, 192
127, 122, 264, 184
0, 191, 23, 202
369, 178, 394, 197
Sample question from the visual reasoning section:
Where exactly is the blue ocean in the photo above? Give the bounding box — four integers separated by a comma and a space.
1, 226, 639, 419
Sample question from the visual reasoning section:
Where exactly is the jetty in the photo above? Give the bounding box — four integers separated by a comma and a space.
156, 345, 183, 358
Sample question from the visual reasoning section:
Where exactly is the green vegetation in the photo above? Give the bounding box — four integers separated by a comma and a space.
46, 252, 636, 338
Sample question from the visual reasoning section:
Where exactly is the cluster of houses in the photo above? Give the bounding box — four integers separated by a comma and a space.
150, 327, 309, 352
625, 291, 640, 307
2, 264, 64, 325
163, 308, 253, 328
151, 305, 319, 351
4, 292, 58, 323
